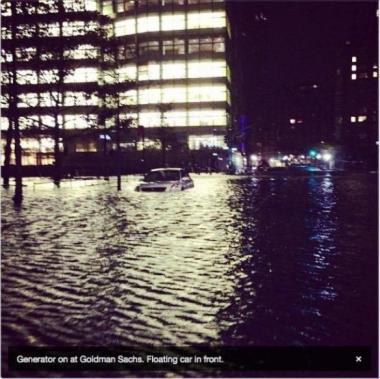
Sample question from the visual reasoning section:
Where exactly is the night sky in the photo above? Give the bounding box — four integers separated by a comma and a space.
230, 1, 378, 135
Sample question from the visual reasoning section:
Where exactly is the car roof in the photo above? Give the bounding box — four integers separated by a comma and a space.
150, 168, 183, 172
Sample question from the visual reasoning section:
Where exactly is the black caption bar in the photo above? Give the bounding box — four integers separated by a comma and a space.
8, 346, 371, 372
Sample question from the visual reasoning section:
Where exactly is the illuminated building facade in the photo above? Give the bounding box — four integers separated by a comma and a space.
109, 0, 230, 153
335, 43, 378, 163
334, 8, 378, 167
1, 0, 231, 173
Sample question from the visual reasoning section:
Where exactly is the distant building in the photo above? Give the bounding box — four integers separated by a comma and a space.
334, 16, 378, 165
277, 82, 332, 154
1, 0, 232, 174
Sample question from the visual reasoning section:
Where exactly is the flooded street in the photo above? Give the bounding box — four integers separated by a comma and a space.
2, 174, 378, 349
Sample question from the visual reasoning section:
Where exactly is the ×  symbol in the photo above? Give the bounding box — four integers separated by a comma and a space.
355, 356, 362, 363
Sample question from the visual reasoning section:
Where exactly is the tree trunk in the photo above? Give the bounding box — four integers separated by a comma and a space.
116, 118, 121, 191
161, 128, 167, 167
2, 126, 13, 189
53, 114, 61, 187
10, 0, 22, 205
103, 134, 109, 180
13, 118, 22, 205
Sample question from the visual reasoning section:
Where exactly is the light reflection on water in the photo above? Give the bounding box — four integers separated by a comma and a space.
1, 174, 377, 349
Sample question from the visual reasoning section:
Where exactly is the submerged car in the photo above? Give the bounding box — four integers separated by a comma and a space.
136, 168, 194, 192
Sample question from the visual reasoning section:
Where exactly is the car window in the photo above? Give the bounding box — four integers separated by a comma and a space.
144, 171, 164, 182
144, 170, 180, 181
162, 171, 181, 181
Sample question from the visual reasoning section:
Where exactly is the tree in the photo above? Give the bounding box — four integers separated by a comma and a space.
99, 32, 135, 190
1, 0, 108, 195
157, 103, 174, 167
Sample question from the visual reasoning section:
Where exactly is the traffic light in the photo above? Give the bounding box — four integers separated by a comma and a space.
308, 149, 317, 158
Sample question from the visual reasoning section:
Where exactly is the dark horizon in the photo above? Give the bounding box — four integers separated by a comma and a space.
230, 0, 378, 151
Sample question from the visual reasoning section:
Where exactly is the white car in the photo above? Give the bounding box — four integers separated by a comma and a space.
136, 168, 194, 192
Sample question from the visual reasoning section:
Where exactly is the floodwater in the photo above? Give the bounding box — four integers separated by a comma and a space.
1, 174, 378, 350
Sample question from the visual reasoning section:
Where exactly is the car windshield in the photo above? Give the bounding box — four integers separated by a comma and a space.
144, 170, 181, 182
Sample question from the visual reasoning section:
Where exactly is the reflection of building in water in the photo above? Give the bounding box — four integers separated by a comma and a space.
1, 0, 232, 173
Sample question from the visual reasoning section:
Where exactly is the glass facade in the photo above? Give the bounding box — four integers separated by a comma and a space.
113, 0, 230, 149
1, 0, 231, 166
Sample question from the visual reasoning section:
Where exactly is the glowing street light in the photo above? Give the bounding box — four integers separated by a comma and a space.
322, 153, 332, 162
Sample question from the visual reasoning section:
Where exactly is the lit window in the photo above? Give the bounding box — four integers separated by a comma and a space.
163, 39, 185, 55
19, 116, 40, 130
139, 112, 161, 127
137, 15, 160, 33
15, 47, 37, 61
350, 116, 356, 123
162, 0, 185, 5
188, 135, 226, 150
351, 73, 357, 80
121, 113, 138, 127
1, 49, 13, 63
358, 116, 367, 122
65, 67, 98, 83
213, 37, 225, 52
114, 18, 136, 36
289, 118, 296, 124
118, 65, 137, 80
40, 92, 61, 107
188, 84, 227, 102
37, 0, 59, 13
17, 70, 38, 84
65, 114, 97, 129
64, 92, 98, 106
17, 24, 37, 38
0, 117, 9, 131
351, 65, 357, 72
64, 44, 98, 60
162, 62, 186, 79
118, 44, 136, 59
189, 37, 225, 54
188, 60, 226, 78
138, 88, 161, 104
85, 0, 98, 11
352, 56, 357, 62
103, 0, 113, 15
1, 95, 8, 108
162, 86, 186, 103
139, 41, 159, 55
116, 0, 135, 13
188, 109, 226, 126
136, 138, 161, 150
19, 137, 54, 152
164, 111, 187, 126
161, 13, 185, 31
40, 115, 56, 128
373, 71, 378, 78
120, 90, 137, 105
0, 2, 11, 17
18, 93, 38, 108
63, 21, 98, 36
187, 11, 226, 29
75, 141, 97, 152
1, 26, 11, 40
102, 70, 117, 84
138, 63, 160, 80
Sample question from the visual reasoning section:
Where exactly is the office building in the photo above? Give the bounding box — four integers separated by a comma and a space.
1, 0, 232, 173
